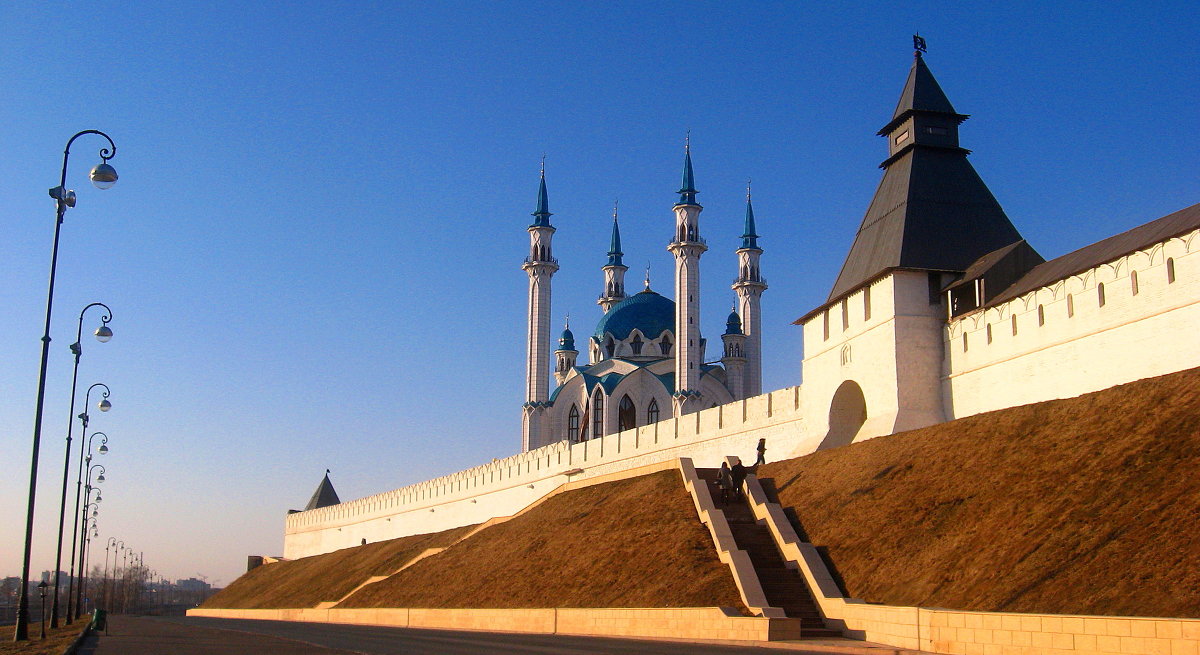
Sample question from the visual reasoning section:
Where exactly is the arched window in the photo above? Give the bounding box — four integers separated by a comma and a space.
659, 335, 672, 356
631, 334, 643, 355
618, 395, 636, 432
647, 398, 660, 424
580, 402, 590, 441
1167, 258, 1176, 283
605, 337, 615, 358
593, 391, 604, 438
567, 405, 580, 443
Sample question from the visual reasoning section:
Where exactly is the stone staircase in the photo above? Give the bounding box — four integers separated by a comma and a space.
697, 467, 841, 638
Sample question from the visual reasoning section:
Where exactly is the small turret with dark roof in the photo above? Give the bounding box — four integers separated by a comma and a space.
304, 470, 340, 511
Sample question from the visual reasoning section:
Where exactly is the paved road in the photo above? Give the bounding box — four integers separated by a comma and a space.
78, 615, 922, 654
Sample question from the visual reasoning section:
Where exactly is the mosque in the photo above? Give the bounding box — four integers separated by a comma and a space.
519, 144, 767, 451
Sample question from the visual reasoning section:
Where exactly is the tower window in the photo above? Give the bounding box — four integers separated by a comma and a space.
1037, 305, 1045, 326
618, 395, 636, 432
894, 130, 910, 144
567, 405, 580, 443
1131, 270, 1139, 296
1098, 283, 1106, 307
1167, 258, 1176, 283
962, 333, 968, 352
986, 324, 993, 344
1011, 314, 1018, 336
863, 287, 872, 321
647, 398, 660, 424
1067, 294, 1074, 317
592, 392, 604, 438
924, 126, 948, 135
823, 311, 830, 341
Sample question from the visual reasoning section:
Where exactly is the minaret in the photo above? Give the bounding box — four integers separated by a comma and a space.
521, 161, 558, 451
598, 203, 628, 311
733, 181, 767, 397
667, 137, 707, 416
721, 307, 747, 400
554, 316, 578, 387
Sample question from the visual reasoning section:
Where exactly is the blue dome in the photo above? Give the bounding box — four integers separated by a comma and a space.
725, 310, 743, 335
558, 327, 575, 351
594, 290, 675, 341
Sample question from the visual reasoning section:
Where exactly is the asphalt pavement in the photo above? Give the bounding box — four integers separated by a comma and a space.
78, 615, 927, 655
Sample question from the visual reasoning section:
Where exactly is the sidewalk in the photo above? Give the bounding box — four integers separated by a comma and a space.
76, 615, 359, 654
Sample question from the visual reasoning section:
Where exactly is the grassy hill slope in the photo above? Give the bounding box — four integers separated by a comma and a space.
201, 524, 476, 609
759, 366, 1200, 618
338, 469, 745, 610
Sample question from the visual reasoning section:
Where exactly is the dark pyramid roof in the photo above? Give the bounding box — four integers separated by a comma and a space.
823, 55, 1025, 304
881, 54, 965, 135
304, 470, 340, 511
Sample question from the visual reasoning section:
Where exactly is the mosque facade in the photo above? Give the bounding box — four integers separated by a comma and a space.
520, 148, 767, 451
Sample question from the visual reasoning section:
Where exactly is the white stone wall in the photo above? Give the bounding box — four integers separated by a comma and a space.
800, 272, 946, 447
945, 229, 1200, 419
284, 387, 806, 559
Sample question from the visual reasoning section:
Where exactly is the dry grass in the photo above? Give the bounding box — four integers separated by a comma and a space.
759, 366, 1200, 618
338, 469, 745, 611
201, 524, 476, 609
0, 622, 85, 655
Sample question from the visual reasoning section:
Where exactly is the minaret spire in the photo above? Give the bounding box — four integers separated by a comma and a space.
531, 157, 552, 227
522, 161, 559, 451
598, 200, 628, 311
668, 136, 707, 415
733, 177, 767, 398
677, 132, 698, 206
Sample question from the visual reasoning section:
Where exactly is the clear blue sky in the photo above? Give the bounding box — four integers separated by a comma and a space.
1, 2, 1195, 586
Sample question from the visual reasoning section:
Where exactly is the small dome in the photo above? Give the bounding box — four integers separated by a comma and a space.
558, 327, 576, 351
594, 290, 675, 342
725, 310, 743, 335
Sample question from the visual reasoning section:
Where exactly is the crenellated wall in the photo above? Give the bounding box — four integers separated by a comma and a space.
284, 386, 805, 559
944, 228, 1200, 419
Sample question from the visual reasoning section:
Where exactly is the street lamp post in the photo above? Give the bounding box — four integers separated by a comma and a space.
102, 537, 117, 611
74, 465, 104, 620
80, 519, 99, 615
37, 582, 48, 639
13, 129, 118, 642
67, 427, 109, 621
51, 313, 112, 629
